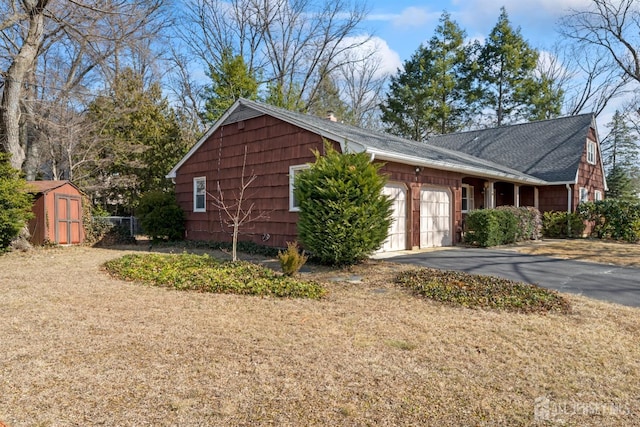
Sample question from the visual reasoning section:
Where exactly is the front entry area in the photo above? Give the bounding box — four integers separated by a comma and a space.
420, 187, 451, 248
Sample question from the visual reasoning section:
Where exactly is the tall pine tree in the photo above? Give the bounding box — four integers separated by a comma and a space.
469, 7, 561, 126
85, 69, 189, 214
202, 48, 259, 124
602, 111, 640, 200
381, 12, 470, 141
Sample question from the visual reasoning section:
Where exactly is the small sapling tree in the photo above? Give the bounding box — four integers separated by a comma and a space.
209, 146, 269, 261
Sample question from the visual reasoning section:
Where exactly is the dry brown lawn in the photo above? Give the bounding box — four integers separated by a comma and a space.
1, 242, 639, 426
509, 238, 640, 267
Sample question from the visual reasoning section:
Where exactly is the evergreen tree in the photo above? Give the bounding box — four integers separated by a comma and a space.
469, 7, 561, 126
0, 154, 33, 251
264, 81, 305, 112
606, 165, 638, 201
202, 49, 259, 124
602, 111, 639, 170
85, 69, 189, 214
307, 64, 350, 122
295, 142, 393, 265
602, 111, 640, 199
380, 12, 469, 141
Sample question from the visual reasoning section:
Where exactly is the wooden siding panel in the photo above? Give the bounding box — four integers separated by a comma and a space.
176, 116, 324, 247
538, 185, 570, 212
577, 136, 606, 203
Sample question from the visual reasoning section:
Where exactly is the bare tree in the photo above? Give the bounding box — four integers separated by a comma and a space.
544, 43, 631, 116
177, 0, 371, 112
560, 0, 640, 85
0, 0, 167, 176
208, 146, 269, 261
0, 0, 50, 170
338, 40, 389, 128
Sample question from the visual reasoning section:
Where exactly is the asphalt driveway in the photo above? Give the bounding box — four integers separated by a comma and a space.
385, 248, 640, 308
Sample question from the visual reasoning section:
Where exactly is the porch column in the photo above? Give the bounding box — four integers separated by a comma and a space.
514, 184, 520, 208
534, 187, 539, 209
484, 181, 495, 209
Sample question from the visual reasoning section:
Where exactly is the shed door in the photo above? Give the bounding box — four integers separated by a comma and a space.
380, 184, 406, 252
55, 194, 83, 244
420, 188, 451, 248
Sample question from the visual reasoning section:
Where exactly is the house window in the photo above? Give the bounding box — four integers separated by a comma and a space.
289, 165, 310, 212
587, 140, 596, 165
594, 190, 603, 201
461, 184, 474, 213
579, 187, 589, 204
193, 177, 206, 212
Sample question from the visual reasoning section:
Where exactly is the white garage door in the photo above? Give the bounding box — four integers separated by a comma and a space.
420, 188, 451, 248
380, 184, 407, 252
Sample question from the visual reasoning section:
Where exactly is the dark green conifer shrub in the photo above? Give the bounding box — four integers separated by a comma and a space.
294, 143, 393, 265
0, 155, 33, 252
137, 190, 185, 241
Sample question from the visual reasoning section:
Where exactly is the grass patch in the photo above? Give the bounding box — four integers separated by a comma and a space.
104, 252, 326, 299
395, 268, 571, 314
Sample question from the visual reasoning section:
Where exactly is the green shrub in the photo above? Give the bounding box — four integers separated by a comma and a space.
94, 223, 136, 246
104, 253, 326, 299
395, 268, 571, 314
578, 199, 640, 243
464, 209, 518, 247
83, 201, 113, 244
542, 211, 585, 238
295, 142, 393, 265
0, 155, 33, 252
137, 190, 185, 241
496, 206, 542, 241
278, 241, 308, 276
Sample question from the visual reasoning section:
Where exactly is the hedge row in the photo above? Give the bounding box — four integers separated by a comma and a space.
578, 199, 640, 243
464, 206, 542, 247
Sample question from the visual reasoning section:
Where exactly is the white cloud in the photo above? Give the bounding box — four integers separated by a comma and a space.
339, 35, 402, 77
392, 6, 435, 28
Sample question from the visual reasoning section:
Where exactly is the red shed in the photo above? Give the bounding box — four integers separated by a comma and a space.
28, 181, 85, 245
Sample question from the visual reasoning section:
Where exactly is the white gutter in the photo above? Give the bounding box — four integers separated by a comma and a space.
566, 183, 572, 213
371, 150, 547, 186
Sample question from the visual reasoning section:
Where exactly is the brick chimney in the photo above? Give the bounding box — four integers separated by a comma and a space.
326, 111, 338, 122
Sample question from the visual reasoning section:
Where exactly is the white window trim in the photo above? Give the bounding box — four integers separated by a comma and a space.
289, 165, 310, 212
461, 184, 474, 213
587, 140, 596, 165
594, 190, 603, 201
579, 187, 589, 204
193, 176, 206, 212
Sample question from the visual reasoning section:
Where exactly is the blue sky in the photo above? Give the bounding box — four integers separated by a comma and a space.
361, 0, 589, 73
357, 0, 622, 128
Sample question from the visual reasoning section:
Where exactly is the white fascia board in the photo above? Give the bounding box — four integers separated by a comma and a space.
370, 149, 547, 185
166, 99, 244, 179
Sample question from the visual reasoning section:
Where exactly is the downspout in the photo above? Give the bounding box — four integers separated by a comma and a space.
369, 152, 375, 162
566, 183, 572, 236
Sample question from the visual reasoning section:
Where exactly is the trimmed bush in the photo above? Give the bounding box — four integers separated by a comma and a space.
578, 199, 640, 243
464, 208, 518, 247
104, 253, 326, 299
278, 241, 308, 276
294, 142, 393, 265
496, 206, 542, 241
137, 190, 185, 241
0, 155, 33, 252
395, 268, 571, 314
542, 211, 585, 238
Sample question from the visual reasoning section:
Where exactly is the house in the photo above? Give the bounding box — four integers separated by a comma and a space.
167, 99, 606, 251
28, 180, 85, 245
